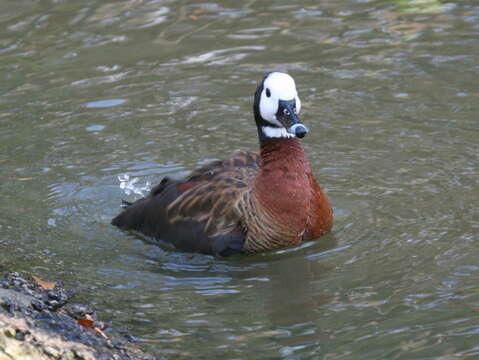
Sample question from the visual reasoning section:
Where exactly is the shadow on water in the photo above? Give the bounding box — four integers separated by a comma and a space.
103, 230, 340, 357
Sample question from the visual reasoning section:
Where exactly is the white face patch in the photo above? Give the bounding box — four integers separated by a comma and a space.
261, 126, 295, 139
259, 72, 302, 126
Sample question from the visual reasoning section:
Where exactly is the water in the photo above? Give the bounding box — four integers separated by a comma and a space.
1, 0, 478, 358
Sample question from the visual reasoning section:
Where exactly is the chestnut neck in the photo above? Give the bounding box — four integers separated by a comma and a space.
258, 137, 306, 169
255, 137, 312, 233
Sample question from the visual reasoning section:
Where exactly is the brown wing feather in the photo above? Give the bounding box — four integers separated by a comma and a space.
111, 150, 260, 256
186, 150, 259, 181
167, 151, 259, 237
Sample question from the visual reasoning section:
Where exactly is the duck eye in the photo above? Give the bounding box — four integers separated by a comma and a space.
265, 88, 271, 98
283, 108, 291, 116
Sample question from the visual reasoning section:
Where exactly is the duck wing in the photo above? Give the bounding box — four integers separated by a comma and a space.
304, 172, 333, 241
111, 151, 260, 256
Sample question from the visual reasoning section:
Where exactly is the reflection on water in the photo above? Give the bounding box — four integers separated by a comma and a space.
1, 0, 478, 359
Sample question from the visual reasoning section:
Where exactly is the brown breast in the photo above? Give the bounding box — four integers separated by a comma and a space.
241, 138, 318, 252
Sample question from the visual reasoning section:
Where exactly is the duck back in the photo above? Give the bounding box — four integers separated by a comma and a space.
111, 151, 260, 256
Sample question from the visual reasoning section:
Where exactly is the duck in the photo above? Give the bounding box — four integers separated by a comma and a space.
111, 72, 333, 256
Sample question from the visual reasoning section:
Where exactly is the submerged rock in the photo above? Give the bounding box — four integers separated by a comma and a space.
0, 272, 156, 360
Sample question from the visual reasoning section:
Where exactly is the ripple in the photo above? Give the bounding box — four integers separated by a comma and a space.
85, 99, 126, 108
167, 46, 266, 66
86, 125, 106, 131
71, 73, 129, 88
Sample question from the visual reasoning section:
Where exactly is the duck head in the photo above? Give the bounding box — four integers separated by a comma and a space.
253, 72, 308, 141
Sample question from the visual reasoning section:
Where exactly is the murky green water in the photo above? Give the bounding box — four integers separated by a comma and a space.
1, 0, 478, 358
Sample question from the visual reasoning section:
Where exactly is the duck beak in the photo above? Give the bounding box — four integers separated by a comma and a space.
287, 123, 308, 138
277, 100, 309, 138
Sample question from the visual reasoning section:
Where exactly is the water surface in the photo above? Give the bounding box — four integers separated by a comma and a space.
1, 0, 478, 359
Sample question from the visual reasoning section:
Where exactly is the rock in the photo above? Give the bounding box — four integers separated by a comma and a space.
0, 272, 156, 360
